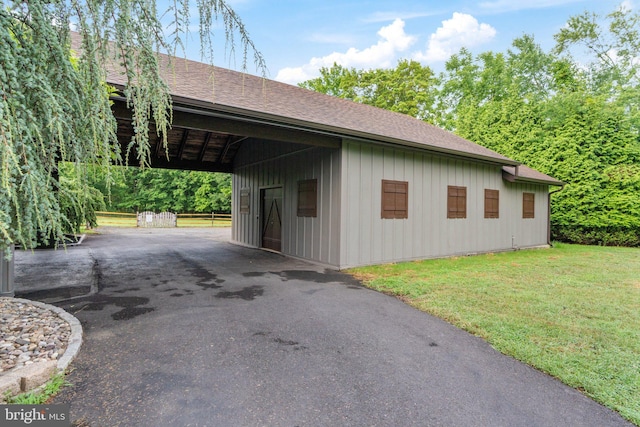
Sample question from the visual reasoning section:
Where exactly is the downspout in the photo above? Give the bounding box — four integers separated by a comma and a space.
548, 185, 565, 246
1, 245, 15, 297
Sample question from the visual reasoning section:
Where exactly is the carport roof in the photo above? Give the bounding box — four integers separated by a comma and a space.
96, 36, 561, 185
106, 56, 518, 166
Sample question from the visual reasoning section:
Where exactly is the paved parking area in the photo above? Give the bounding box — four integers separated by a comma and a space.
14, 228, 631, 426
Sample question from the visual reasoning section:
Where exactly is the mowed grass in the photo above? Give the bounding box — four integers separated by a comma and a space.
94, 214, 231, 228
348, 243, 640, 425
176, 217, 231, 228
95, 215, 137, 227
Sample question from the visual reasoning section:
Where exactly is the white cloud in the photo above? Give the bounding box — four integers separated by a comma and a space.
275, 19, 416, 84
275, 67, 314, 85
619, 0, 634, 11
414, 13, 496, 63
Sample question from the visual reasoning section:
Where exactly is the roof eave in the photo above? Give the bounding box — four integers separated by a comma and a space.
502, 169, 565, 186
168, 96, 520, 167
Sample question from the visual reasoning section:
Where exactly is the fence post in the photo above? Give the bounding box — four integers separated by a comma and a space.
1, 245, 15, 297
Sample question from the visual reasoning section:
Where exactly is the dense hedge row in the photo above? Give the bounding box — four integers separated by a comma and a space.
552, 226, 640, 247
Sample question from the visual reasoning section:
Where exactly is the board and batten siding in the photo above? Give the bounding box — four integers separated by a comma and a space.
232, 138, 342, 267
339, 139, 549, 269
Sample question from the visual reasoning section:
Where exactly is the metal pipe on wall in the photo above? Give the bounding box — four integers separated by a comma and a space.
0, 244, 15, 297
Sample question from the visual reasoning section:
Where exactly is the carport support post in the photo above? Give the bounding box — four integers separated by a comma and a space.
1, 244, 15, 297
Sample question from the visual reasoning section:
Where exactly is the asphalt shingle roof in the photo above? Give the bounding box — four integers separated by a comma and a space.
96, 37, 561, 185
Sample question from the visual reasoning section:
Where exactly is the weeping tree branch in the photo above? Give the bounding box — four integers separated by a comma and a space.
0, 0, 265, 258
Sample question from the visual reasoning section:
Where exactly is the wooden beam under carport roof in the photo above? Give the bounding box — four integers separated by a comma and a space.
148, 156, 233, 173
110, 99, 341, 149
198, 132, 212, 162
176, 129, 190, 160
217, 135, 244, 165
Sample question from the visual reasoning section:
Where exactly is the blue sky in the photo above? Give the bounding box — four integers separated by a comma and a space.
183, 0, 630, 84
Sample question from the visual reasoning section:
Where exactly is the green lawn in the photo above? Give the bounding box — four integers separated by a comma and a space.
94, 215, 137, 227
348, 243, 640, 425
94, 214, 231, 228
176, 217, 231, 228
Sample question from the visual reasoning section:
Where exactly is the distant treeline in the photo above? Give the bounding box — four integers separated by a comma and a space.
59, 164, 231, 231
90, 166, 231, 214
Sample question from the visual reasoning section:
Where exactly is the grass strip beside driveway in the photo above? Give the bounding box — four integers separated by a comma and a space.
348, 243, 640, 425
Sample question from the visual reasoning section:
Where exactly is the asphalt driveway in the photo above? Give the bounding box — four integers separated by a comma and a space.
14, 228, 631, 426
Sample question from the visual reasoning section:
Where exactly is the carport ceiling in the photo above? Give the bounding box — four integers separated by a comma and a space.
116, 116, 244, 173
111, 98, 341, 173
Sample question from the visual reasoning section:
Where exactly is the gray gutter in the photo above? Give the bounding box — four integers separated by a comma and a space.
502, 169, 565, 187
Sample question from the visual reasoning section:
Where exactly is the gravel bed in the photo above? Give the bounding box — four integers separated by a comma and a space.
0, 297, 71, 373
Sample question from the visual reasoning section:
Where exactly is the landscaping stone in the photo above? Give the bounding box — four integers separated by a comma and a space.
0, 298, 83, 401
0, 298, 71, 373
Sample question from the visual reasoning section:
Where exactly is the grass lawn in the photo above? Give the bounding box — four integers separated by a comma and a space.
94, 214, 231, 228
176, 217, 231, 228
348, 243, 640, 425
94, 215, 137, 227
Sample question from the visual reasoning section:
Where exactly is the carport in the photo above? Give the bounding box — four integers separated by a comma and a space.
107, 62, 342, 258
110, 95, 339, 174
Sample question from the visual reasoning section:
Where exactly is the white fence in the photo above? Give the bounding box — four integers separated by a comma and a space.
137, 211, 177, 228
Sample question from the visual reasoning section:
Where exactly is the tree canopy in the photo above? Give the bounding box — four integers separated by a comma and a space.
300, 59, 438, 122
0, 0, 263, 256
302, 6, 640, 246
83, 166, 231, 214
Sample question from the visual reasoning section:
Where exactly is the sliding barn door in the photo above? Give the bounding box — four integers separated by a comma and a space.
261, 187, 282, 252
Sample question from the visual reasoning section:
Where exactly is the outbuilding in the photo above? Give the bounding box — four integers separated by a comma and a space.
108, 56, 563, 270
